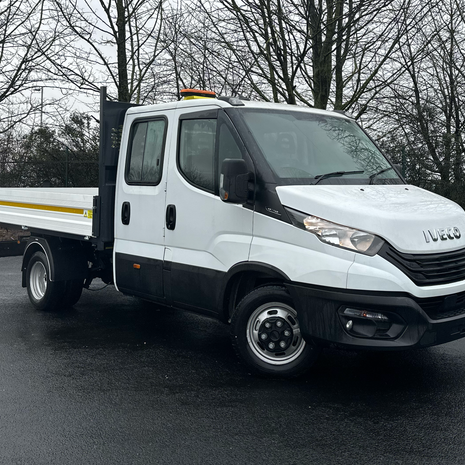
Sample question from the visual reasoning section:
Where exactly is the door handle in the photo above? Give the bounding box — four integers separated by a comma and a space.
166, 204, 176, 230
121, 201, 131, 225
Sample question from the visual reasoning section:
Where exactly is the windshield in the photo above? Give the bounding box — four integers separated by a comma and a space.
240, 109, 401, 185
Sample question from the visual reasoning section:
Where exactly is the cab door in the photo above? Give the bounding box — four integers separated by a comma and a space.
113, 109, 174, 302
163, 107, 254, 315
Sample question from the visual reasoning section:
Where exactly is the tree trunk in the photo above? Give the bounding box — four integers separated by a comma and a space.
116, 0, 129, 102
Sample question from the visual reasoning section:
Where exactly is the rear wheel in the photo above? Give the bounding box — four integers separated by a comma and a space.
26, 251, 65, 311
230, 286, 320, 378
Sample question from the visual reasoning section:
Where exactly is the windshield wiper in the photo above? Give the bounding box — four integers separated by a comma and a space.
313, 170, 364, 185
369, 167, 394, 185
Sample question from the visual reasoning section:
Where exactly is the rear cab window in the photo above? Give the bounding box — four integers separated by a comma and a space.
126, 118, 167, 185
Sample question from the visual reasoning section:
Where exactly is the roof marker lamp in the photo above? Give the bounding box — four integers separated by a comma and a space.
286, 208, 384, 256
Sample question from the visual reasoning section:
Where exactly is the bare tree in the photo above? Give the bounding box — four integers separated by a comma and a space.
47, 0, 165, 103
198, 0, 308, 104
195, 0, 426, 116
150, 1, 255, 102
0, 0, 59, 131
376, 0, 465, 204
1, 112, 99, 188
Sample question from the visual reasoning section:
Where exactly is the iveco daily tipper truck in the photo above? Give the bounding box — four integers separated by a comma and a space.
1, 87, 465, 377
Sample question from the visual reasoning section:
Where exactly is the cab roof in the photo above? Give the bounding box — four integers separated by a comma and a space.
126, 95, 350, 120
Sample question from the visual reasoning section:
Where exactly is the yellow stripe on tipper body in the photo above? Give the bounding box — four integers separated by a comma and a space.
0, 200, 85, 215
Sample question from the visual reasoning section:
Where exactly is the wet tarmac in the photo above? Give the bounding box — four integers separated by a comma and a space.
1, 255, 464, 464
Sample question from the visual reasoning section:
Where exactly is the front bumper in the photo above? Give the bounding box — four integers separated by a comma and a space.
286, 283, 465, 350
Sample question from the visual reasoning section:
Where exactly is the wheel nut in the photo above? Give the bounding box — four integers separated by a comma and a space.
284, 330, 291, 337
265, 322, 271, 329
276, 320, 283, 327
279, 341, 287, 348
260, 333, 268, 340
268, 342, 275, 350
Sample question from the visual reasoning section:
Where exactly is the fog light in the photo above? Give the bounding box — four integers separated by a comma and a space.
343, 308, 389, 321
339, 306, 405, 340
341, 307, 392, 338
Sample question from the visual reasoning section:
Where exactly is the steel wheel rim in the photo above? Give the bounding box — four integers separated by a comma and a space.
246, 302, 306, 366
30, 261, 47, 301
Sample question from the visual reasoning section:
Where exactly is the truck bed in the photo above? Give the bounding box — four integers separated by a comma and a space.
0, 188, 97, 238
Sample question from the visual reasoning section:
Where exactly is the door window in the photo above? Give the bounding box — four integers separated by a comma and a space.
178, 116, 245, 195
178, 119, 217, 192
126, 118, 167, 185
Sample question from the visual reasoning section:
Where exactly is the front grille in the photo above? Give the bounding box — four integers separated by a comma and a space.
378, 243, 465, 286
414, 291, 465, 320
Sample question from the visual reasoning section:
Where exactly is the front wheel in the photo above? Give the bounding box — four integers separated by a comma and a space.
230, 286, 320, 378
26, 251, 65, 311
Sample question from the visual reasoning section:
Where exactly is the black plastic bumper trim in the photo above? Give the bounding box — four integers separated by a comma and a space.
286, 282, 465, 350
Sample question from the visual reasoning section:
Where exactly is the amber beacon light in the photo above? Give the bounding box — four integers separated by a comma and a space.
180, 89, 216, 100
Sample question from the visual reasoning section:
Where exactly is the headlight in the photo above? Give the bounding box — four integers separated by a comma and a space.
286, 208, 384, 256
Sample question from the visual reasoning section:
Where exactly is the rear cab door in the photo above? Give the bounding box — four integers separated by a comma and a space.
113, 105, 175, 302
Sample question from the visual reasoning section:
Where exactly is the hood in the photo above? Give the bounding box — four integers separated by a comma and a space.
276, 184, 465, 253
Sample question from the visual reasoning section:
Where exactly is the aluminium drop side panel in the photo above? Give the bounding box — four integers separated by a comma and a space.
0, 187, 96, 238
0, 88, 137, 243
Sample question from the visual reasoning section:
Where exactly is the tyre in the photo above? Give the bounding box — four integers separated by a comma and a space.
230, 286, 320, 378
26, 251, 65, 311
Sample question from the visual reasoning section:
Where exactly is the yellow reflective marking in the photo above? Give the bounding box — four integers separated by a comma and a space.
0, 200, 85, 215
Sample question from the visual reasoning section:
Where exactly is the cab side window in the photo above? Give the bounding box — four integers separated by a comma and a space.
126, 119, 166, 185
178, 114, 245, 195
179, 119, 217, 192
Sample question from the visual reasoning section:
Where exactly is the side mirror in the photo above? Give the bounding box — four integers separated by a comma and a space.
220, 159, 251, 204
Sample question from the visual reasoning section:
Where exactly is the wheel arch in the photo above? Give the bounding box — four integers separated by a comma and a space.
220, 262, 291, 323
21, 236, 89, 288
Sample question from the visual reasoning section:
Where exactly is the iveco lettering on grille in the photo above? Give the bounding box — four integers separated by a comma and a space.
423, 227, 461, 243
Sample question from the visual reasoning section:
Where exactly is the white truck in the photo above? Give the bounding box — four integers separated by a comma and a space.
1, 87, 465, 377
